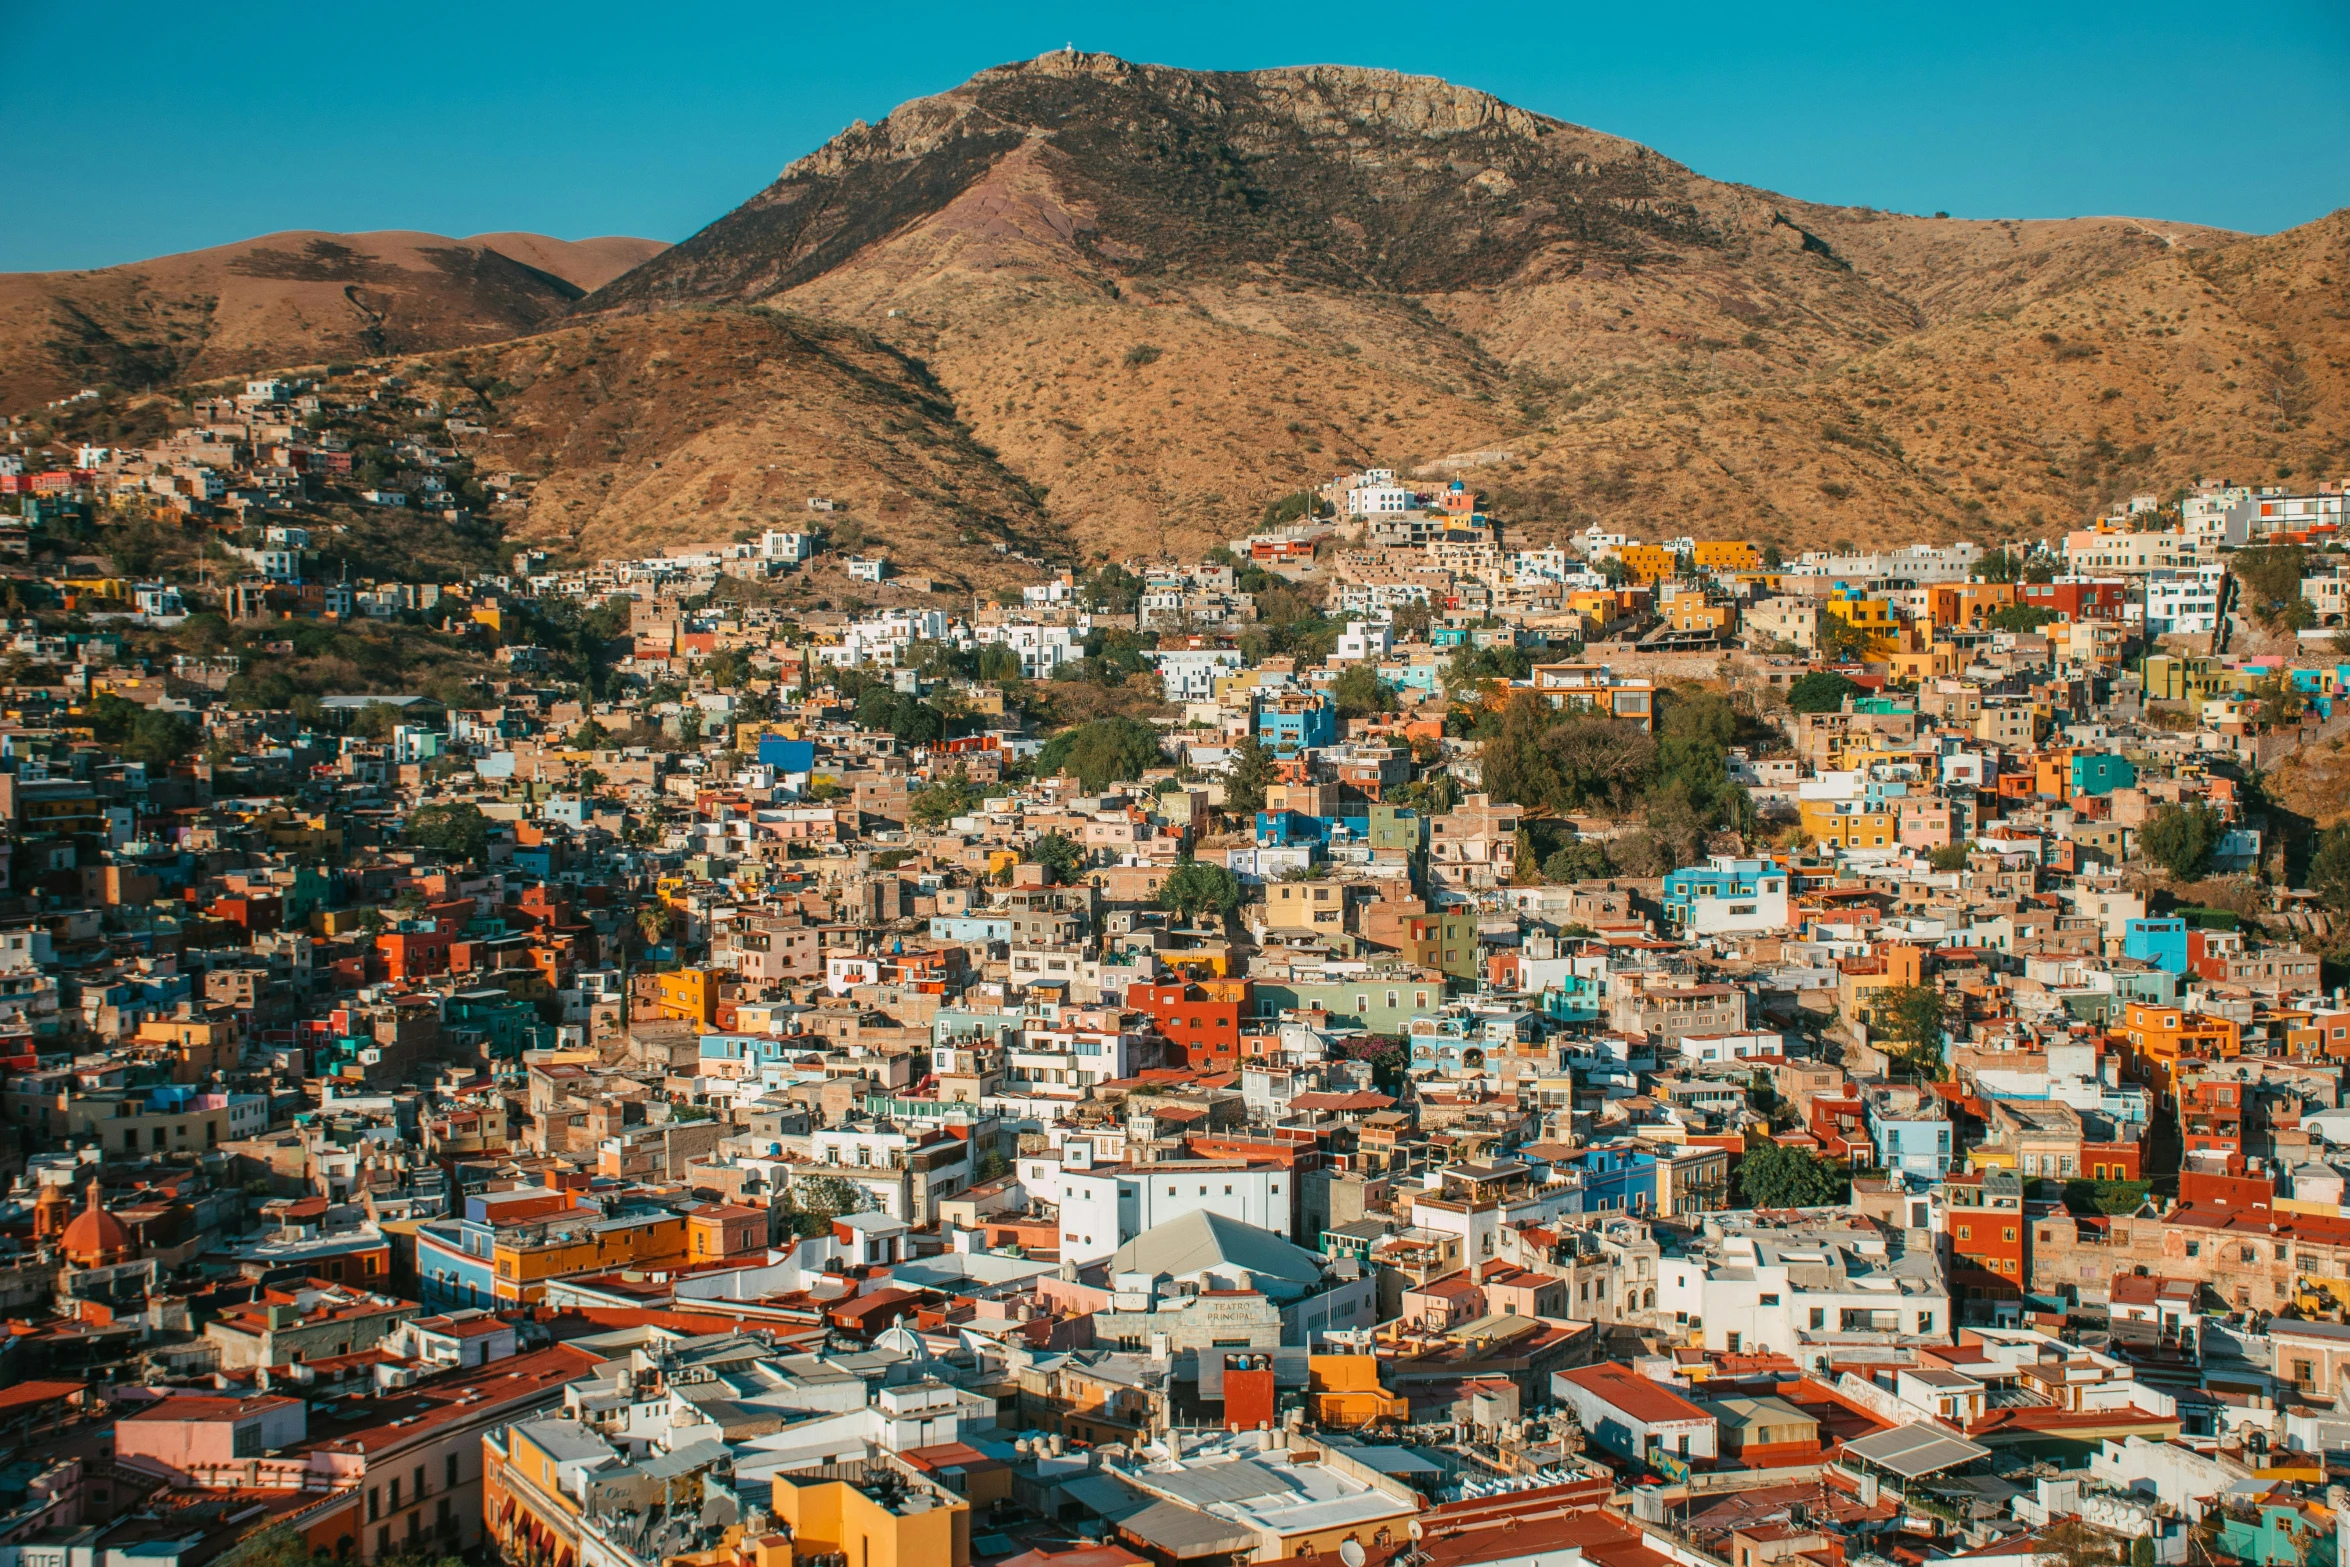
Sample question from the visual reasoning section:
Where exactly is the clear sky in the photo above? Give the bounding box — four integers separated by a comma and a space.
8, 0, 2346, 272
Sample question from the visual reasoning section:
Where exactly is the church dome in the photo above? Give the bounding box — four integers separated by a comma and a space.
62, 1178, 132, 1268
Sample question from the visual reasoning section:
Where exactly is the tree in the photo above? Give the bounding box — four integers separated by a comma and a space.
123, 709, 198, 768
1331, 662, 1397, 719
352, 700, 403, 739
1542, 838, 1610, 883
1760, 543, 1784, 571
406, 802, 489, 862
1738, 1142, 1845, 1209
1986, 604, 2059, 634
1875, 983, 1949, 1079
779, 1174, 869, 1238
1928, 842, 1972, 873
2234, 545, 2310, 628
910, 772, 981, 829
636, 901, 674, 953
2309, 822, 2350, 910
1224, 735, 1275, 816
1159, 859, 1243, 924
1785, 671, 1862, 713
1037, 717, 1164, 792
2143, 802, 2223, 881
1028, 830, 1085, 882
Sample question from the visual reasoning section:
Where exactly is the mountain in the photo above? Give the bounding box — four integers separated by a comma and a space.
419, 309, 1065, 581
0, 230, 668, 411
571, 53, 2345, 560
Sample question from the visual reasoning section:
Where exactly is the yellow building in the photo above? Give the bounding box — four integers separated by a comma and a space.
1617, 545, 1680, 585
1887, 641, 1962, 682
645, 968, 718, 1025
1690, 540, 1763, 572
134, 1017, 242, 1082
1822, 591, 1902, 654
492, 1208, 686, 1303
1264, 880, 1347, 932
1305, 1354, 1409, 1429
1799, 798, 1900, 850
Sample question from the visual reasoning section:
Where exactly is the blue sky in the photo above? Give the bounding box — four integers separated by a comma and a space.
7, 0, 2346, 272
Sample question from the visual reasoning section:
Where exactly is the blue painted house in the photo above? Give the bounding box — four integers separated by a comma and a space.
2069, 752, 2137, 796
2123, 917, 2189, 974
1562, 1143, 1662, 1215
1257, 695, 1337, 758
1866, 1094, 1953, 1179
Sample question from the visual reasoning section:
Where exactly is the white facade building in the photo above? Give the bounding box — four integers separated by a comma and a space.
1057, 1157, 1290, 1264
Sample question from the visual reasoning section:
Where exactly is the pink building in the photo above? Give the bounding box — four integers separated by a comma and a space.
1899, 800, 1955, 851
113, 1393, 307, 1484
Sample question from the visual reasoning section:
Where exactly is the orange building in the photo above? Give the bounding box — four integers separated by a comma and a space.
1305, 1354, 1409, 1429
2120, 1002, 2241, 1101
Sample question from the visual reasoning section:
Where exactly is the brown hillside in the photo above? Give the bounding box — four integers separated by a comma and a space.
0, 230, 666, 412
584, 53, 2343, 559
391, 309, 1066, 589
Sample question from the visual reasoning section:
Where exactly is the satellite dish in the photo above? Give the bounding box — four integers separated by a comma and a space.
1407, 1523, 1424, 1543
1341, 1544, 1367, 1567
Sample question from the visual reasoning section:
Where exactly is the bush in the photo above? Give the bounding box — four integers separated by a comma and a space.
2143, 803, 2223, 880
1786, 671, 1861, 713
1123, 345, 1163, 368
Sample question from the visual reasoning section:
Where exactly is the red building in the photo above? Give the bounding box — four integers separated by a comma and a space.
1126, 981, 1245, 1069
2017, 580, 2130, 621
1941, 1168, 2026, 1303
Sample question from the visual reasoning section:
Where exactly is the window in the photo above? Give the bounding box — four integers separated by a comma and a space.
370, 1489, 380, 1522
1809, 1307, 1825, 1330
1758, 1293, 1780, 1306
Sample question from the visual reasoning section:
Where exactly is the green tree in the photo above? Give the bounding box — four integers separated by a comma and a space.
1785, 671, 1862, 713
910, 771, 981, 829
406, 802, 490, 862
779, 1173, 869, 1238
1224, 735, 1275, 816
1737, 1142, 1846, 1209
1159, 859, 1243, 924
1986, 604, 2059, 634
1027, 830, 1086, 882
1542, 838, 1610, 883
1331, 661, 1397, 719
1037, 717, 1163, 791
2143, 802, 2223, 880
1928, 842, 1973, 873
123, 709, 199, 768
1876, 983, 1949, 1078
2309, 822, 2350, 910
2234, 545, 2310, 628
1079, 563, 1145, 615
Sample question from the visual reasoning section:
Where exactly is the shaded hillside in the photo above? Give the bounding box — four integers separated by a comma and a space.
583, 52, 2344, 558
0, 230, 666, 411
394, 308, 1068, 587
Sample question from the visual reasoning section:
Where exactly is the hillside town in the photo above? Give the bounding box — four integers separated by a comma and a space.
6, 373, 2350, 1567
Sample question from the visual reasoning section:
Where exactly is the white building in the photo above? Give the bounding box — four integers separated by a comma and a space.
2145, 566, 2226, 636
974, 621, 1083, 678
1657, 1219, 1950, 1361
1331, 620, 1393, 663
1154, 648, 1244, 702
1057, 1155, 1290, 1264
758, 530, 817, 562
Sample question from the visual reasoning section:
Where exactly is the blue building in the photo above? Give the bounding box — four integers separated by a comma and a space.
1866, 1092, 1953, 1179
2123, 917, 2189, 974
1561, 1143, 1661, 1215
1254, 810, 1330, 847
2070, 752, 2137, 797
1661, 858, 1788, 933
1257, 695, 1337, 758
929, 914, 1013, 944
758, 737, 818, 773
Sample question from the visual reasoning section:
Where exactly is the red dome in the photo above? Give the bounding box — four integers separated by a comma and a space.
62, 1178, 131, 1267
